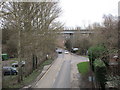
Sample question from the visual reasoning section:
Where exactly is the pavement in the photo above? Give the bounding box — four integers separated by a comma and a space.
34, 51, 89, 88
34, 54, 65, 88
70, 54, 89, 88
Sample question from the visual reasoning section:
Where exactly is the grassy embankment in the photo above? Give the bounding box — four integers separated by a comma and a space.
77, 62, 89, 75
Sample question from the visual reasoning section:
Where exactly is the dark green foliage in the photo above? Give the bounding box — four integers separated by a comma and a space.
94, 59, 107, 89
88, 44, 108, 71
88, 44, 107, 61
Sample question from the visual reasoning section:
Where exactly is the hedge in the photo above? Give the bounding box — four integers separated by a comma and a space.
88, 44, 108, 71
94, 59, 107, 89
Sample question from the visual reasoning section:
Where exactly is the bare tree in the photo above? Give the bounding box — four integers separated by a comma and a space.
88, 14, 118, 50
1, 1, 62, 82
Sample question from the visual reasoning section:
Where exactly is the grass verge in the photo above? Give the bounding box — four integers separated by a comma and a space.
81, 55, 88, 58
77, 62, 89, 75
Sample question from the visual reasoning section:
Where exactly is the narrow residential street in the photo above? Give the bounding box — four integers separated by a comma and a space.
34, 51, 89, 88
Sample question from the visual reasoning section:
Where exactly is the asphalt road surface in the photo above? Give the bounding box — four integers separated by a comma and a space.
34, 50, 89, 88
52, 60, 71, 88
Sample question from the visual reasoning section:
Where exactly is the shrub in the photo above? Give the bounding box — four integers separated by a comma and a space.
88, 44, 108, 71
94, 59, 107, 89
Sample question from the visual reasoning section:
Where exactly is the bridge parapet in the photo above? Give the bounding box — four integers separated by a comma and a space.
60, 29, 94, 34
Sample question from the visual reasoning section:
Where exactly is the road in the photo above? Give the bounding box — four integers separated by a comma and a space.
52, 60, 71, 88
34, 51, 89, 88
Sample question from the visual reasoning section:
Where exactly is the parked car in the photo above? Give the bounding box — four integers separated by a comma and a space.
12, 61, 25, 68
12, 63, 18, 68
71, 48, 79, 53
56, 49, 62, 54
2, 67, 18, 75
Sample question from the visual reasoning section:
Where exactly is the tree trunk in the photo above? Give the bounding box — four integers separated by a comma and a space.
18, 30, 23, 82
118, 16, 120, 76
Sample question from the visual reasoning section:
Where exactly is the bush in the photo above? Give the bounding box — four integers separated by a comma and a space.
88, 44, 108, 71
94, 59, 107, 89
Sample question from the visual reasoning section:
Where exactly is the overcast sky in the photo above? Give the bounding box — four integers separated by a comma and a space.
58, 0, 120, 28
